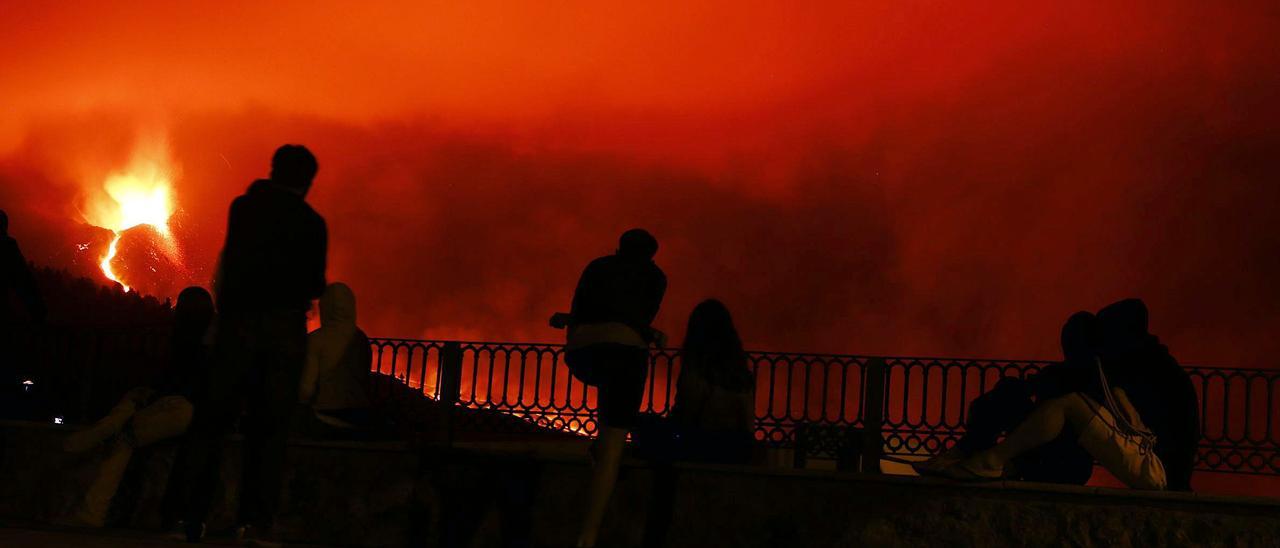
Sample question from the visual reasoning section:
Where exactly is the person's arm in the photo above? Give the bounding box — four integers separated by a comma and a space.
634, 268, 667, 343
354, 330, 373, 397
568, 259, 603, 327
1111, 388, 1149, 432
216, 200, 245, 306
303, 216, 328, 302
642, 269, 666, 327
299, 335, 321, 404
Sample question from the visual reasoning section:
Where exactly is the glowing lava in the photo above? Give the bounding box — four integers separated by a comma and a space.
81, 141, 180, 292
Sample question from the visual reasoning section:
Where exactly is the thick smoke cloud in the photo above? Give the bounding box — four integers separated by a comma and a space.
1, 1, 1278, 367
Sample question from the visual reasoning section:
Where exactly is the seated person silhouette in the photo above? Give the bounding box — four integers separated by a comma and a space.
914, 312, 1098, 484
296, 282, 377, 438
552, 228, 666, 548
936, 299, 1200, 491
61, 287, 214, 527
637, 299, 756, 465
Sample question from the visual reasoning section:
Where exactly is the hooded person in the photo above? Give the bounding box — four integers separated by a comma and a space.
297, 282, 374, 435
1096, 298, 1200, 491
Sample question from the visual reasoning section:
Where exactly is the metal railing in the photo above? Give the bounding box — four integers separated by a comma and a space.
370, 337, 1280, 476
5, 327, 1273, 476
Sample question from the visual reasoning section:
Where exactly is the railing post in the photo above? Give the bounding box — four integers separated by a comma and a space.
861, 358, 886, 474
438, 341, 463, 443
792, 424, 809, 468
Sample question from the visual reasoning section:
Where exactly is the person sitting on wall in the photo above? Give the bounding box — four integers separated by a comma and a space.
914, 311, 1099, 484
60, 286, 215, 527
296, 282, 379, 439
636, 299, 756, 465
937, 299, 1200, 491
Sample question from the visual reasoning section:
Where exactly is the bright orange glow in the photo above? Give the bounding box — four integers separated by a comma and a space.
80, 140, 180, 292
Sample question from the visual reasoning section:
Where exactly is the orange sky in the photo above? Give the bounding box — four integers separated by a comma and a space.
2, 1, 1279, 369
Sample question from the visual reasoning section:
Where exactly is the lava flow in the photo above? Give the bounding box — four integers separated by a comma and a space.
81, 142, 181, 292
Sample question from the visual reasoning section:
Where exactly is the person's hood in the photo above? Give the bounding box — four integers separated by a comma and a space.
1098, 298, 1151, 354
320, 283, 356, 327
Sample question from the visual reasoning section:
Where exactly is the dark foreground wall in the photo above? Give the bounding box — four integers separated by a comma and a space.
1, 421, 1277, 547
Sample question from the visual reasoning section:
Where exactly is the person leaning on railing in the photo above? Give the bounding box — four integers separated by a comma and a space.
551, 228, 667, 548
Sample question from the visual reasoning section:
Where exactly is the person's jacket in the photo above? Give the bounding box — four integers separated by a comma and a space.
215, 180, 326, 316
1106, 337, 1200, 491
568, 254, 666, 343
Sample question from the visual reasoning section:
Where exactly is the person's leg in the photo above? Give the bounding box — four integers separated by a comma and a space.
183, 318, 252, 537
1016, 433, 1095, 484
127, 396, 193, 447
160, 440, 190, 531
955, 377, 1034, 453
577, 346, 648, 548
578, 426, 627, 548
963, 393, 1096, 477
74, 436, 135, 527
63, 389, 146, 453
239, 312, 306, 533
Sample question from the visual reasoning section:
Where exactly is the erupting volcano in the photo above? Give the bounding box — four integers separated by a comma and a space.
79, 141, 182, 293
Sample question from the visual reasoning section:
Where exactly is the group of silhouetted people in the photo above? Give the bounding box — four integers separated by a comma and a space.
34, 146, 376, 545
0, 143, 1206, 547
554, 227, 1201, 546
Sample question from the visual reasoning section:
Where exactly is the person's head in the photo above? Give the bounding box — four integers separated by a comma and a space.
617, 228, 658, 260
0, 209, 8, 236
269, 144, 319, 194
682, 299, 752, 390
173, 286, 215, 340
1060, 311, 1099, 364
320, 282, 357, 327
1097, 298, 1150, 356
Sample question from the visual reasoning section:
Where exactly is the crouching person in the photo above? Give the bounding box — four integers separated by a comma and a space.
62, 287, 214, 526
295, 282, 379, 439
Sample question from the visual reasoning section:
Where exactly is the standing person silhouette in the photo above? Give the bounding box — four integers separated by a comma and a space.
183, 145, 327, 543
0, 209, 46, 325
554, 229, 666, 548
0, 210, 45, 422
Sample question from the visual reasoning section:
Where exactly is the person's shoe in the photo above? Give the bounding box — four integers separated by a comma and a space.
911, 447, 966, 477
938, 457, 1003, 482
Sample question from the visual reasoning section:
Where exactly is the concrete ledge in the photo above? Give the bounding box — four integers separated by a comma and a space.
2, 421, 1278, 547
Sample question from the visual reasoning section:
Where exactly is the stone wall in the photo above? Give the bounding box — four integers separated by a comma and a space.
2, 421, 1277, 547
